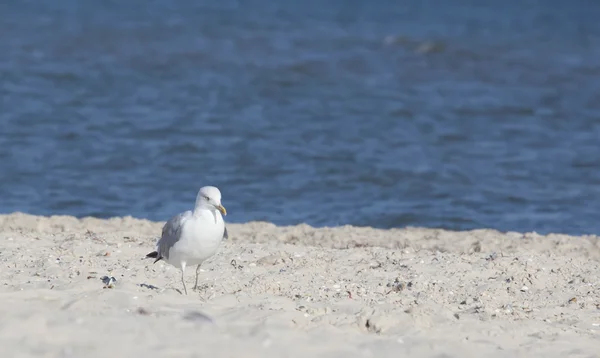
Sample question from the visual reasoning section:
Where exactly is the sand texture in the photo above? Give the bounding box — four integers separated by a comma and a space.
1, 213, 599, 358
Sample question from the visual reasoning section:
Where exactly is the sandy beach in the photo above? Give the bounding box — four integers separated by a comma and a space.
0, 212, 599, 358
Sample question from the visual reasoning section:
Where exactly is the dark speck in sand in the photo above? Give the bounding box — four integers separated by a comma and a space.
182, 311, 214, 324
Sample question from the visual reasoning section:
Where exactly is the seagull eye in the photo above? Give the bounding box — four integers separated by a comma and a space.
204, 196, 210, 201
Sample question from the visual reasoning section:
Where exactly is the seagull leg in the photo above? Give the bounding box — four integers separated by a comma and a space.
180, 262, 188, 295
193, 265, 202, 291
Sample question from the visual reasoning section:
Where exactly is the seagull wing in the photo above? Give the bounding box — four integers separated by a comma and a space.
146, 211, 192, 262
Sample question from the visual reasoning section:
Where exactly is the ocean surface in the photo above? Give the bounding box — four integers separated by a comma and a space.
1, 1, 600, 235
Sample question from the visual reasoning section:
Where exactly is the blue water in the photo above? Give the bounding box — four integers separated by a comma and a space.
1, 1, 600, 235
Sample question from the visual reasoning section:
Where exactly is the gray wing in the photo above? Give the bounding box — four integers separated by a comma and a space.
156, 211, 192, 260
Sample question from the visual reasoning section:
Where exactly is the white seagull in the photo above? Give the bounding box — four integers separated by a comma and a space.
146, 186, 228, 295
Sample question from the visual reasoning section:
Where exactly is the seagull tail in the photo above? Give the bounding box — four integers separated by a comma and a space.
145, 251, 162, 264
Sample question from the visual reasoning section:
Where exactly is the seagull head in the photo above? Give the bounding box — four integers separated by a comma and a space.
195, 186, 227, 216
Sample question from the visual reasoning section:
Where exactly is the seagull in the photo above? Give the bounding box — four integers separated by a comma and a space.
146, 186, 228, 295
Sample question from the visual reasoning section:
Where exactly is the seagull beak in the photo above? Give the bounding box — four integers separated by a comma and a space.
216, 204, 227, 216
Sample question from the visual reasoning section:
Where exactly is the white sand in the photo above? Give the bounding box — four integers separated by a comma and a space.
1, 212, 599, 358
